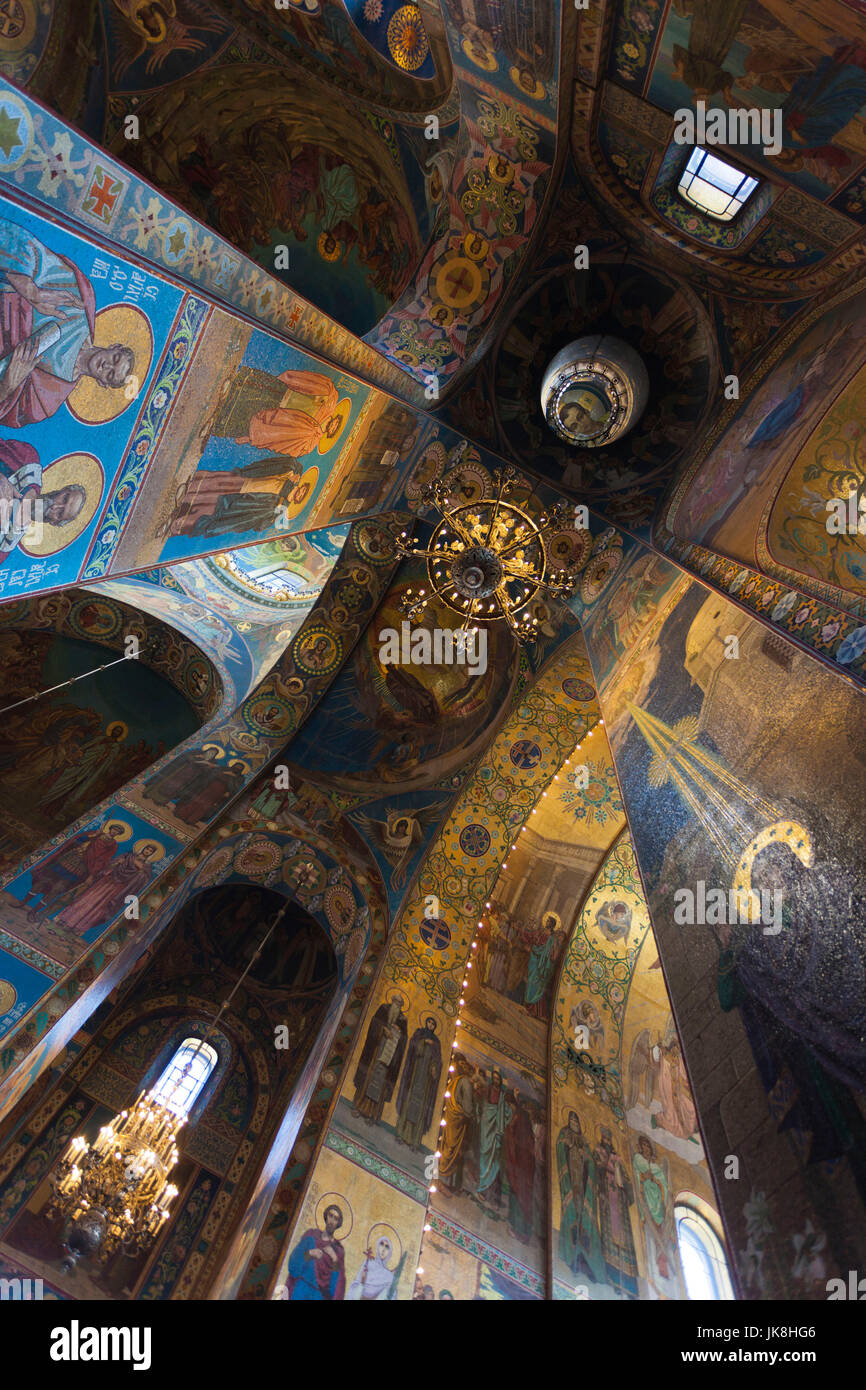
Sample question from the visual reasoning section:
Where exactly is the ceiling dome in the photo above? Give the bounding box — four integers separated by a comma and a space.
540, 334, 649, 448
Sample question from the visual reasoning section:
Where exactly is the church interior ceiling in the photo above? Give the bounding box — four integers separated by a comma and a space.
0, 0, 864, 1316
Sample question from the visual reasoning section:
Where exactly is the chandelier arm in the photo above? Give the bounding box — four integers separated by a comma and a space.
459, 599, 479, 632
403, 578, 457, 617
498, 557, 539, 581
497, 530, 545, 558
440, 511, 476, 548
500, 606, 533, 642
482, 472, 508, 547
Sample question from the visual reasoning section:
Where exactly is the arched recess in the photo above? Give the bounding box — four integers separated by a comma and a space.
0, 880, 341, 1300
114, 62, 441, 338
0, 516, 403, 1111
0, 588, 221, 877
550, 829, 727, 1301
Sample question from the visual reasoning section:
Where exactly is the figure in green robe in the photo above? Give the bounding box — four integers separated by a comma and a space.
475, 1069, 512, 1206
556, 1111, 605, 1285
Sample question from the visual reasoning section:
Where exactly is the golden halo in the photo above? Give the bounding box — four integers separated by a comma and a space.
385, 986, 407, 1009
0, 981, 17, 1014
509, 64, 545, 99
462, 231, 489, 262
201, 743, 227, 758
226, 757, 250, 774
542, 909, 562, 931
461, 36, 497, 70
366, 1222, 402, 1268
317, 231, 342, 261
317, 398, 351, 455
134, 1, 170, 43
284, 466, 319, 519
105, 720, 128, 739
68, 304, 154, 425
315, 1192, 353, 1240
487, 153, 514, 185
132, 838, 166, 861
101, 818, 133, 842
732, 820, 813, 918
19, 453, 104, 557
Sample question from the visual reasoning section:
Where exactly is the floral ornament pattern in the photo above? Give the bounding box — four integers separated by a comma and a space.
560, 763, 624, 827
836, 625, 866, 664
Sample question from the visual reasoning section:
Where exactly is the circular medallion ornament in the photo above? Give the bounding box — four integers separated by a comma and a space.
562, 676, 595, 703
487, 153, 513, 184
540, 335, 649, 449
509, 738, 542, 770
445, 462, 488, 503
509, 64, 545, 99
234, 838, 281, 877
282, 854, 325, 896
244, 694, 295, 738
548, 526, 592, 570
196, 844, 235, 886
387, 3, 429, 70
69, 597, 121, 640
0, 980, 16, 1015
293, 626, 342, 676
433, 254, 486, 311
406, 441, 446, 499
580, 546, 623, 604
419, 916, 452, 950
185, 657, 212, 703
344, 928, 365, 975
459, 823, 491, 857
325, 884, 356, 934
355, 521, 393, 562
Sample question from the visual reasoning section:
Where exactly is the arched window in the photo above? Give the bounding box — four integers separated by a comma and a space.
675, 1199, 735, 1300
150, 1037, 218, 1118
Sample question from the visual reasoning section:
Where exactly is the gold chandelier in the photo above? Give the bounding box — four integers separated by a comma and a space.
47, 1083, 186, 1271
396, 466, 581, 641
47, 895, 295, 1272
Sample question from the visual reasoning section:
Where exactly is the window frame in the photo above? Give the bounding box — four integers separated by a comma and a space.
677, 147, 759, 224
149, 1035, 219, 1119
674, 1196, 735, 1301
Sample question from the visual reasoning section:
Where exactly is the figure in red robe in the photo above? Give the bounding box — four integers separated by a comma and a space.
0, 213, 134, 426
17, 822, 127, 920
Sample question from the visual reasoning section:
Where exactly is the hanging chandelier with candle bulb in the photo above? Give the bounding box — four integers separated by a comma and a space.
46, 1081, 186, 1272
46, 894, 298, 1273
395, 466, 582, 642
